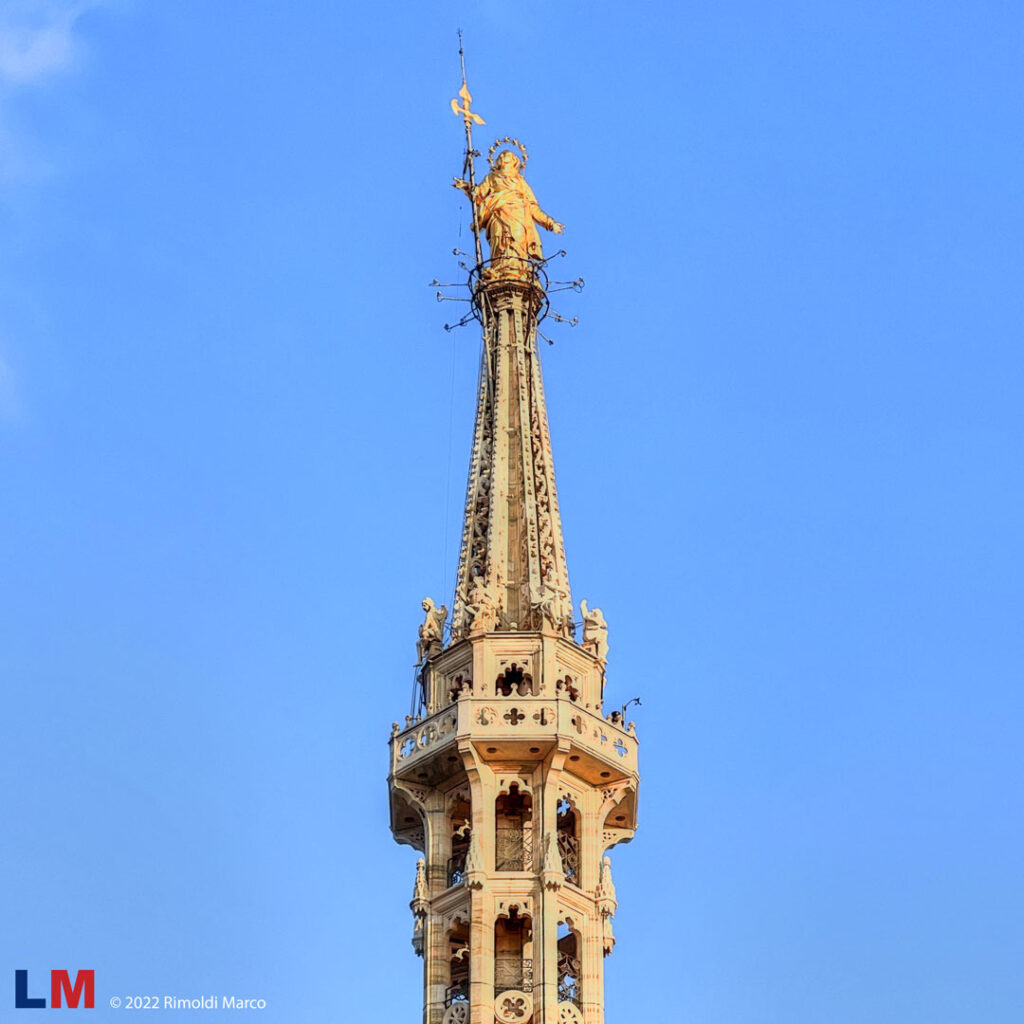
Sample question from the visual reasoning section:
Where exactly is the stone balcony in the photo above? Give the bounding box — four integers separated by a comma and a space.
389, 691, 638, 790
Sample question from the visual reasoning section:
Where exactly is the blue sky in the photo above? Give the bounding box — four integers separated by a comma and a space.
1, 1, 1022, 1021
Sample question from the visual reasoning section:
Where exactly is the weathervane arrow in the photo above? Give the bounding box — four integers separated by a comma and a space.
451, 82, 485, 126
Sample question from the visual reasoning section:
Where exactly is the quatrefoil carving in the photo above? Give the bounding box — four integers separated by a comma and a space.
494, 989, 533, 1023
503, 707, 525, 726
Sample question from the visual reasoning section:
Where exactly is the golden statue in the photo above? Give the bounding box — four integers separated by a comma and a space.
454, 148, 564, 279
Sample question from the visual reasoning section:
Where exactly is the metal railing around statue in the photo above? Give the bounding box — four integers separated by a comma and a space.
432, 252, 583, 344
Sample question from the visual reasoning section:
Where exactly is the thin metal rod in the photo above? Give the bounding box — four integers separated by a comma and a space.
457, 31, 484, 268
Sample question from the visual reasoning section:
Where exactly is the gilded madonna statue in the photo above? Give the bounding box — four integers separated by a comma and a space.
454, 149, 564, 279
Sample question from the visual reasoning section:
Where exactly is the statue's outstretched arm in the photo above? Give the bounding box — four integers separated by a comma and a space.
534, 208, 564, 233
530, 198, 563, 233
522, 180, 563, 233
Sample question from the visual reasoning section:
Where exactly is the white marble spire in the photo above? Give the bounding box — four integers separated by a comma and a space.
450, 279, 573, 640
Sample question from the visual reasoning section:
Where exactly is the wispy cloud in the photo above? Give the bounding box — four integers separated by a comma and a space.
0, 1, 90, 86
0, 3, 100, 424
0, 1, 99, 185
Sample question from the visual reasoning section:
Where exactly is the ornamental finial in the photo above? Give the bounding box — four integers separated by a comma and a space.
449, 33, 563, 279
451, 31, 485, 267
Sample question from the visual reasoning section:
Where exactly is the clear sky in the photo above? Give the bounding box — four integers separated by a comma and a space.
2, 1, 1022, 1022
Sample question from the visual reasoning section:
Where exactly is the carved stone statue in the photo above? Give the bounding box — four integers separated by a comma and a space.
580, 599, 609, 662
533, 567, 569, 633
410, 857, 428, 956
597, 856, 617, 902
465, 829, 485, 889
596, 857, 617, 954
601, 912, 615, 956
542, 830, 562, 874
454, 149, 563, 279
466, 578, 498, 635
412, 857, 428, 907
417, 597, 447, 664
541, 829, 564, 891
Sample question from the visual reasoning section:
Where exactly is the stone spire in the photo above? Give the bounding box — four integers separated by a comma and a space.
450, 275, 573, 640
387, 72, 640, 1024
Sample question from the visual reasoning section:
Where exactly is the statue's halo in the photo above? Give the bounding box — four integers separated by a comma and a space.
487, 136, 529, 170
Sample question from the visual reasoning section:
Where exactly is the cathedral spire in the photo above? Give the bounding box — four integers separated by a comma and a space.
388, 66, 640, 1024
449, 133, 571, 640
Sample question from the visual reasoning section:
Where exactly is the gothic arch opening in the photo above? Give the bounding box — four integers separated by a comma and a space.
495, 784, 533, 871
557, 796, 580, 886
494, 908, 534, 995
448, 793, 472, 887
557, 920, 582, 1009
446, 919, 470, 1008
495, 663, 533, 697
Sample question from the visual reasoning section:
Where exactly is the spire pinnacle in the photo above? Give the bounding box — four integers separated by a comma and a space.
451, 31, 485, 267
444, 68, 575, 641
